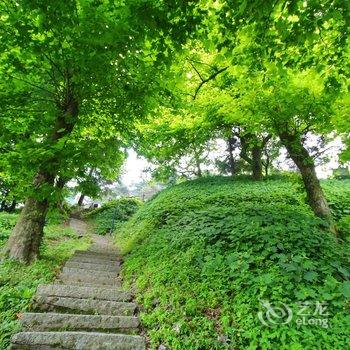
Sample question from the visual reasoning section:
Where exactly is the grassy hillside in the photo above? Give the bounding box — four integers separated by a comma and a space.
115, 177, 350, 350
85, 197, 142, 235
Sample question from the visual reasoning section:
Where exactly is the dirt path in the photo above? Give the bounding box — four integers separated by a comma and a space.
10, 219, 145, 349
69, 218, 114, 251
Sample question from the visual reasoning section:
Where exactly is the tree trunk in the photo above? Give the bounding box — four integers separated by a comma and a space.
194, 153, 202, 177
8, 200, 17, 212
56, 177, 66, 190
227, 137, 237, 176
252, 146, 263, 180
279, 132, 333, 223
262, 149, 271, 177
4, 172, 51, 263
239, 133, 263, 180
263, 157, 270, 177
4, 85, 78, 263
77, 194, 85, 206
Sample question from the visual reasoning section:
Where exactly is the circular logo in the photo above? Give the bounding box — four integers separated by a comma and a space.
258, 300, 293, 327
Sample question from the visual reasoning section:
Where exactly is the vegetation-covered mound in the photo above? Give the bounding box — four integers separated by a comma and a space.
86, 198, 142, 235
116, 177, 350, 350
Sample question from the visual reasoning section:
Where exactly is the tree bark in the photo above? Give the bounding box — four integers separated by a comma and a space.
240, 135, 264, 180
4, 83, 78, 262
279, 131, 333, 223
252, 146, 263, 180
4, 172, 51, 263
239, 133, 271, 180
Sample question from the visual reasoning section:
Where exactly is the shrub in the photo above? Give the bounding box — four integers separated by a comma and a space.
0, 213, 18, 247
86, 197, 142, 235
116, 176, 350, 350
46, 201, 73, 225
322, 180, 350, 220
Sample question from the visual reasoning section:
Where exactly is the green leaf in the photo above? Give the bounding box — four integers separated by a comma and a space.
339, 281, 350, 298
304, 271, 318, 282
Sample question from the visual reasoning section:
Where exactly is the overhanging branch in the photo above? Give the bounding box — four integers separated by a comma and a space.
193, 66, 228, 99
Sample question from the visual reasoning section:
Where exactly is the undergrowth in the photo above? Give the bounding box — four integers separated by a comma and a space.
116, 176, 350, 350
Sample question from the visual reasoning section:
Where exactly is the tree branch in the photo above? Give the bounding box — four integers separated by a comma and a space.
262, 134, 272, 147
188, 58, 216, 70
239, 134, 253, 164
190, 62, 204, 82
193, 66, 228, 99
42, 52, 65, 79
311, 146, 334, 159
6, 74, 56, 96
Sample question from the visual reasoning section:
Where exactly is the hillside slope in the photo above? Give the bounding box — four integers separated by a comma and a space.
115, 177, 350, 350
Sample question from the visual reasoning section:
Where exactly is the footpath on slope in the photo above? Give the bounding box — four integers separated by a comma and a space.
10, 218, 146, 350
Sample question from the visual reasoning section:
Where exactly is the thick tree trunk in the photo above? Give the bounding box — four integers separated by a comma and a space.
55, 176, 67, 211
252, 146, 263, 180
4, 172, 51, 263
5, 197, 48, 263
279, 132, 333, 222
4, 86, 78, 263
77, 194, 85, 206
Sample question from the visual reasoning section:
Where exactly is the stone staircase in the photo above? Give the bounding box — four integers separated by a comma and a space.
10, 235, 146, 349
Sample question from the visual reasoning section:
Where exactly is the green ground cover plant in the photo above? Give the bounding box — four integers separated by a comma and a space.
115, 176, 350, 350
86, 198, 142, 235
0, 213, 90, 349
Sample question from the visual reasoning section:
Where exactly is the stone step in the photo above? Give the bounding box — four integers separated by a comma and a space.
77, 246, 119, 252
62, 267, 118, 279
74, 251, 120, 259
58, 273, 122, 287
36, 284, 131, 302
11, 332, 146, 350
20, 313, 139, 332
69, 256, 120, 265
84, 250, 120, 256
57, 280, 123, 288
65, 261, 121, 272
35, 296, 136, 316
